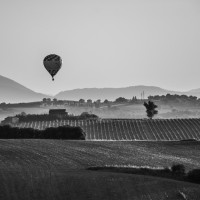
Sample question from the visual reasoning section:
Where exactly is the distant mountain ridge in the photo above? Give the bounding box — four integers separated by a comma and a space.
0, 74, 200, 103
0, 75, 50, 103
55, 86, 195, 101
185, 88, 200, 97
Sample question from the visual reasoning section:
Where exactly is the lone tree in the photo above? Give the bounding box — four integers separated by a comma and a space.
143, 101, 158, 119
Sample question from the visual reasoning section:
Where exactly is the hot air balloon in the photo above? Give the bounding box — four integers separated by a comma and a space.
43, 54, 62, 81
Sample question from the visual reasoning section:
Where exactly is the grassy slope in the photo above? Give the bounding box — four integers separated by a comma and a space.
0, 140, 200, 200
0, 140, 199, 170
1, 169, 200, 200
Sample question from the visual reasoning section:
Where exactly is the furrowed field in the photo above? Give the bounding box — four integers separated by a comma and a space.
13, 118, 200, 140
0, 140, 200, 200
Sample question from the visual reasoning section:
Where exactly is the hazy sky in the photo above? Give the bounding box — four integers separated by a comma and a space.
1, 0, 200, 95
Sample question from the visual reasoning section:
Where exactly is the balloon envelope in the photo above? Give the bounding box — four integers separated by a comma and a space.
43, 54, 62, 80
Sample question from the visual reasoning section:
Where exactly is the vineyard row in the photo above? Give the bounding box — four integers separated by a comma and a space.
12, 119, 200, 141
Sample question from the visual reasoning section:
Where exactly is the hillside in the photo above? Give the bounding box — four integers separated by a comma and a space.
0, 140, 199, 170
1, 169, 200, 200
55, 86, 178, 101
0, 75, 50, 103
0, 140, 200, 200
186, 88, 200, 98
55, 86, 200, 100
1, 73, 200, 104
1, 74, 200, 103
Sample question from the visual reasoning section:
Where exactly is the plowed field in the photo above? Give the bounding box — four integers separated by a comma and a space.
0, 140, 200, 199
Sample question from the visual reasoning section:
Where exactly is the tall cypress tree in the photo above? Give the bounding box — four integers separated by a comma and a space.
143, 101, 158, 119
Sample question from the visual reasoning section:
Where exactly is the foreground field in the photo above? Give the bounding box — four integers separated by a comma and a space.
0, 140, 200, 199
1, 169, 200, 200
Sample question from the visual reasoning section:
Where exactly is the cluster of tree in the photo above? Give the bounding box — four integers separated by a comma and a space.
69, 96, 138, 107
148, 94, 199, 104
0, 95, 140, 109
88, 164, 200, 184
114, 96, 138, 103
42, 98, 52, 103
170, 164, 200, 184
115, 97, 129, 103
16, 114, 63, 122
42, 97, 140, 108
0, 125, 85, 140
43, 98, 65, 105
0, 101, 41, 108
42, 98, 104, 108
79, 112, 98, 119
15, 112, 99, 122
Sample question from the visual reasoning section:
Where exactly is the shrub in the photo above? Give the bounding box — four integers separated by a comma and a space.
187, 169, 200, 184
0, 125, 85, 140
171, 164, 185, 175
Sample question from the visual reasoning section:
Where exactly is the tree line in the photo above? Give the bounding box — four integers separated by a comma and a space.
15, 112, 98, 122
0, 96, 139, 109
148, 94, 199, 104
88, 163, 200, 184
1, 93, 199, 109
0, 125, 85, 140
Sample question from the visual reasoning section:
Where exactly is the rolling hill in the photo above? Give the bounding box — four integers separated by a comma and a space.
186, 88, 200, 98
55, 86, 199, 101
55, 86, 176, 101
0, 75, 50, 103
1, 74, 200, 103
0, 140, 199, 200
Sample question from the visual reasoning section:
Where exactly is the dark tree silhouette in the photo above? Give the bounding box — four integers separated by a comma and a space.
187, 169, 200, 183
0, 125, 85, 140
115, 97, 128, 103
171, 164, 185, 175
79, 99, 85, 104
143, 101, 158, 119
103, 99, 108, 104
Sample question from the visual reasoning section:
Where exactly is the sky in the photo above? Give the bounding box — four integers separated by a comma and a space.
0, 0, 200, 95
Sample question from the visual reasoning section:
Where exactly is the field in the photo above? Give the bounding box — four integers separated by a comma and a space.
0, 140, 200, 199
13, 118, 200, 141
3, 117, 200, 199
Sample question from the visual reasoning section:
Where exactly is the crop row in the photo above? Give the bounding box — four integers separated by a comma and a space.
13, 119, 200, 141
